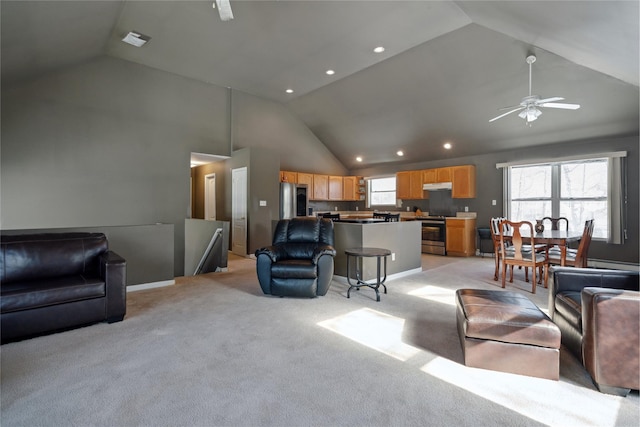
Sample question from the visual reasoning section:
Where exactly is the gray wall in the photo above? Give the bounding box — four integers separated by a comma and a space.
351, 135, 639, 264
1, 56, 344, 276
1, 224, 174, 286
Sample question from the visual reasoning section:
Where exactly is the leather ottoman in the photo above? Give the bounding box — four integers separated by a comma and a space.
456, 289, 561, 380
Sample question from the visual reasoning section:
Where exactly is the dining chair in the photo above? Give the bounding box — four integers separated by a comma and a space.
490, 217, 525, 281
542, 216, 569, 231
547, 219, 594, 268
498, 220, 548, 293
542, 216, 570, 249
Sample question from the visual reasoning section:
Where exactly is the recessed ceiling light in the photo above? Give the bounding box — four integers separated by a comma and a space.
285, 89, 294, 94
356, 156, 363, 162
443, 142, 452, 150
326, 69, 335, 75
121, 31, 151, 47
373, 46, 385, 53
396, 150, 404, 156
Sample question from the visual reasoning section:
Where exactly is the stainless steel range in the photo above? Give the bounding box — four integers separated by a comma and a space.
418, 216, 447, 255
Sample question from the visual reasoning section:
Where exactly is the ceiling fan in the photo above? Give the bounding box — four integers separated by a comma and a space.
489, 55, 580, 125
213, 0, 234, 21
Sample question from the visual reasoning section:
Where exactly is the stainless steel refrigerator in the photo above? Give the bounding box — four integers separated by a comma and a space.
280, 183, 308, 219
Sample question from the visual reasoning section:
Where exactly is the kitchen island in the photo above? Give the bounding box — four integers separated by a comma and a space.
333, 220, 422, 282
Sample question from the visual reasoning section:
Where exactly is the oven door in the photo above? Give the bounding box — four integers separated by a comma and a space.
421, 221, 446, 255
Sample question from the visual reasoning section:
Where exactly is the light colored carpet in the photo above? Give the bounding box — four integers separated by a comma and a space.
1, 254, 638, 427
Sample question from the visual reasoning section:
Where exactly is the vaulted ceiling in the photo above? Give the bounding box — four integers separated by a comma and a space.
2, 1, 638, 168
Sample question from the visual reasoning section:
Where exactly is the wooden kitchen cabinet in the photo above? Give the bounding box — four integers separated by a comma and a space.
328, 175, 343, 200
280, 171, 297, 183
422, 167, 452, 184
437, 167, 452, 182
312, 174, 329, 200
451, 165, 476, 198
343, 176, 357, 201
446, 218, 476, 256
296, 172, 313, 188
396, 170, 423, 200
422, 168, 437, 184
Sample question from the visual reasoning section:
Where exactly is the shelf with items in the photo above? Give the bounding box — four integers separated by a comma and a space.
355, 176, 366, 201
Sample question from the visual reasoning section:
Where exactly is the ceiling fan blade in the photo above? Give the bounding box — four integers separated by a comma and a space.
489, 106, 524, 123
214, 0, 234, 21
536, 97, 564, 104
498, 104, 523, 111
540, 102, 580, 110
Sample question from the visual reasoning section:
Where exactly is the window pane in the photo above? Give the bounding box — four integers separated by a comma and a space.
560, 201, 607, 239
561, 161, 607, 198
511, 165, 552, 199
371, 192, 396, 205
510, 201, 551, 222
371, 177, 396, 191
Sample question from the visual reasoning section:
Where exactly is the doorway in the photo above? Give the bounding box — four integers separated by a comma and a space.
204, 173, 216, 221
231, 167, 248, 256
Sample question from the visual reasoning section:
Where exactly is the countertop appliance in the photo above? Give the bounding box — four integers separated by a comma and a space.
280, 183, 308, 219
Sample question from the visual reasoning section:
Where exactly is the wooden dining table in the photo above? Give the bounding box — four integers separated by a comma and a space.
502, 228, 582, 266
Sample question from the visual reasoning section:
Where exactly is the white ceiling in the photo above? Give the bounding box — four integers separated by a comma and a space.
2, 1, 638, 168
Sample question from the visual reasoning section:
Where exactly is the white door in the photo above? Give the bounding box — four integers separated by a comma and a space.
204, 173, 216, 220
231, 167, 248, 256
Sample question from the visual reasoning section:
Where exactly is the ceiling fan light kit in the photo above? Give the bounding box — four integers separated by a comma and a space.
489, 54, 580, 125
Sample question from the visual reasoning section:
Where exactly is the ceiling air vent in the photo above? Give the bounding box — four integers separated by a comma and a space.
121, 31, 151, 47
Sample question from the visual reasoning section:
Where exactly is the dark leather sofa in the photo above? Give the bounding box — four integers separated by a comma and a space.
1, 233, 126, 343
550, 267, 639, 395
255, 217, 336, 297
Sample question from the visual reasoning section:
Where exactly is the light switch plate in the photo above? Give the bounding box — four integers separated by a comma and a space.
259, 200, 267, 206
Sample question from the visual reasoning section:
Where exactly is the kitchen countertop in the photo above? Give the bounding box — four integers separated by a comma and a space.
334, 218, 387, 224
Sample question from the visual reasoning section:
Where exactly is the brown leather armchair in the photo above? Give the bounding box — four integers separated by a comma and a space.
550, 267, 639, 395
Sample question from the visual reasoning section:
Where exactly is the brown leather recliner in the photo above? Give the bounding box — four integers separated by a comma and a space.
550, 267, 639, 395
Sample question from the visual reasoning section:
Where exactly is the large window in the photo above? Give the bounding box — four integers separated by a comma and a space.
508, 158, 611, 239
368, 176, 396, 207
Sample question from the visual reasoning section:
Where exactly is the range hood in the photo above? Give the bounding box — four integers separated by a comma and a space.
423, 182, 452, 191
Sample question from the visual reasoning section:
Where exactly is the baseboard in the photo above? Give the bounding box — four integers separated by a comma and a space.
333, 267, 423, 285
127, 280, 175, 292
588, 259, 640, 271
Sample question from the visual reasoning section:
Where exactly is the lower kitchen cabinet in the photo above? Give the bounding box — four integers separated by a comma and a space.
446, 218, 476, 256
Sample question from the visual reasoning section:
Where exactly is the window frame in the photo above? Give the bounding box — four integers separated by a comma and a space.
366, 176, 397, 208
506, 158, 609, 240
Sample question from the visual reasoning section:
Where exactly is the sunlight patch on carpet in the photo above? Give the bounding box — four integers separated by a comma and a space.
421, 357, 623, 427
407, 285, 456, 306
318, 308, 421, 361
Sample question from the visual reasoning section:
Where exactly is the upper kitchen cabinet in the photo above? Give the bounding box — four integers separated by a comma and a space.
422, 168, 437, 184
343, 176, 357, 201
280, 171, 297, 183
313, 174, 329, 200
397, 170, 424, 200
422, 167, 452, 184
296, 172, 313, 189
451, 165, 476, 198
328, 175, 343, 200
437, 167, 452, 183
